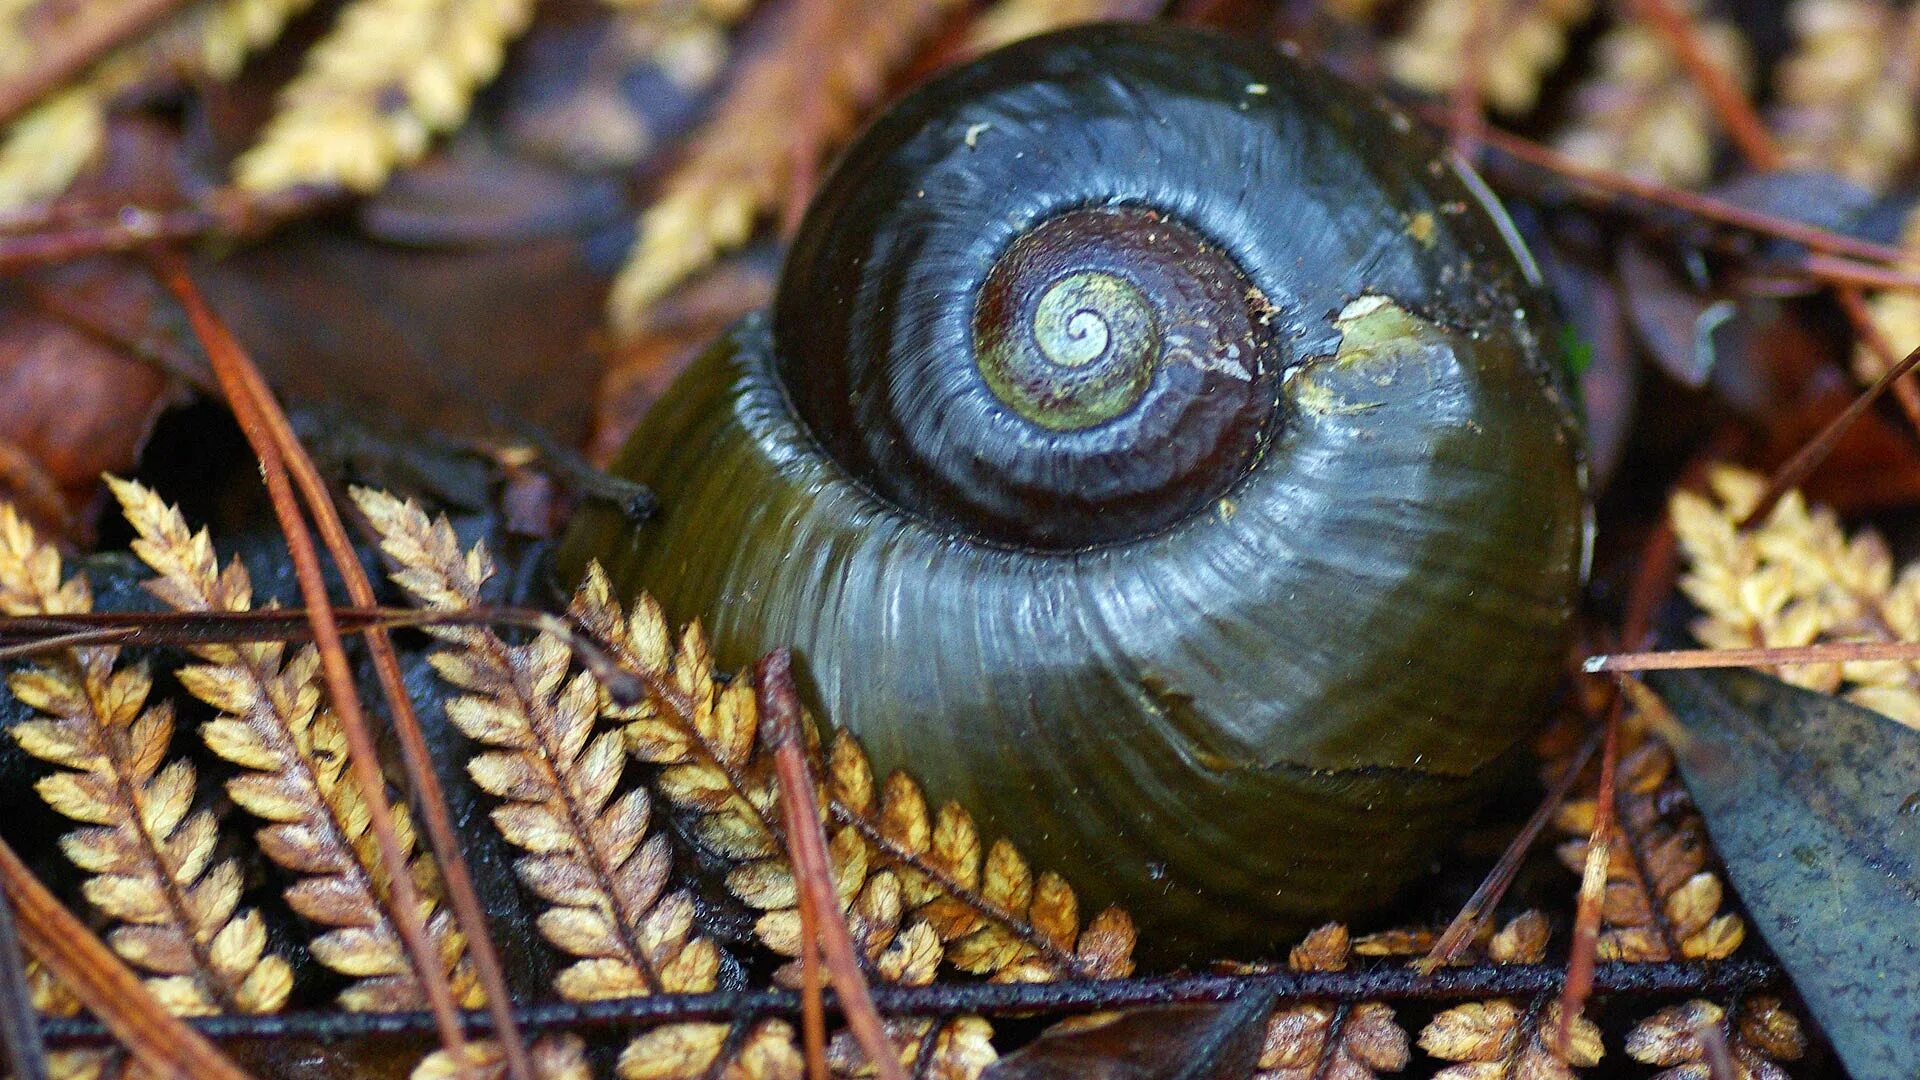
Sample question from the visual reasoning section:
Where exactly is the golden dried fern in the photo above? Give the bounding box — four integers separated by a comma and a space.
1554, 739, 1745, 963
0, 0, 315, 210
414, 1034, 593, 1080
569, 565, 1136, 985
354, 489, 808, 1080
1626, 998, 1805, 1080
0, 500, 291, 1017
1253, 923, 1410, 1080
105, 477, 479, 1013
605, 0, 966, 334
1673, 464, 1920, 726
1418, 912, 1604, 1080
1385, 0, 1593, 116
1553, 4, 1751, 186
1771, 0, 1920, 192
233, 0, 536, 194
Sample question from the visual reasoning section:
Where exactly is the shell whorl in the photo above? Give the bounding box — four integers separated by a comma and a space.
566, 23, 1589, 961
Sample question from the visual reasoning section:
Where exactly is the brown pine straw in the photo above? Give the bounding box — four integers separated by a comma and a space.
1625, 0, 1781, 171
150, 251, 535, 1080
1469, 124, 1912, 266
1589, 639, 1920, 673
1604, 0, 1920, 436
0, 0, 191, 126
757, 649, 908, 1080
1447, 0, 1492, 159
1555, 690, 1623, 1056
1742, 340, 1920, 527
1416, 723, 1604, 974
0, 836, 258, 1080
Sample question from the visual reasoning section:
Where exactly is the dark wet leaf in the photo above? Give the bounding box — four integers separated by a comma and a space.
1647, 667, 1920, 1080
983, 993, 1274, 1080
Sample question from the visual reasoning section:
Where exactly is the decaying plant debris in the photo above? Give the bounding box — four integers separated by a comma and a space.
9, 0, 1920, 1077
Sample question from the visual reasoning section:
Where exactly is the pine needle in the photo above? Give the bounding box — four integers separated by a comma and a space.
0, 501, 291, 1017
234, 0, 536, 194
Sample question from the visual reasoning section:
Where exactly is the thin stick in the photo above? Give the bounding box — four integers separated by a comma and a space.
0, 607, 649, 705
1417, 725, 1604, 974
0, 190, 316, 273
1469, 123, 1913, 267
1741, 341, 1920, 526
1555, 696, 1621, 1056
1625, 0, 1781, 170
0, 836, 257, 1080
0, 885, 46, 1080
757, 649, 907, 1080
0, 0, 190, 126
1448, 0, 1494, 159
150, 253, 477, 1067
1588, 639, 1920, 672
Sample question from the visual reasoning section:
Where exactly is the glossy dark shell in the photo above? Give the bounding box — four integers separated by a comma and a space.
562, 23, 1588, 961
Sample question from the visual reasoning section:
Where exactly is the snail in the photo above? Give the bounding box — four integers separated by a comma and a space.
560, 22, 1589, 962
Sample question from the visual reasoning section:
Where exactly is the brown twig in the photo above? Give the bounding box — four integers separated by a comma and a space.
1469, 122, 1912, 266
0, 836, 257, 1080
757, 649, 907, 1080
1448, 0, 1494, 159
1555, 693, 1622, 1056
1587, 639, 1920, 672
149, 253, 479, 1068
0, 0, 190, 126
0, 607, 649, 705
0, 189, 321, 274
1741, 340, 1920, 526
1417, 724, 1605, 974
1625, 0, 1780, 170
1697, 1013, 1739, 1080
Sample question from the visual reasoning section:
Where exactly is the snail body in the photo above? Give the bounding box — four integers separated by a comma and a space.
562, 23, 1588, 961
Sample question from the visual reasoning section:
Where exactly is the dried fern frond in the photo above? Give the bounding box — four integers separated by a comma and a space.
414, 1034, 593, 1080
1672, 464, 1920, 726
355, 487, 718, 1003
233, 0, 536, 194
354, 489, 767, 1078
1553, 5, 1751, 186
1626, 997, 1806, 1079
962, 0, 1149, 53
1253, 923, 1410, 1080
1418, 912, 1604, 1079
569, 566, 1135, 984
0, 500, 291, 1017
606, 0, 965, 335
1554, 740, 1745, 962
104, 477, 479, 1013
1385, 0, 1592, 116
0, 0, 314, 210
619, 1019, 805, 1080
1772, 0, 1920, 192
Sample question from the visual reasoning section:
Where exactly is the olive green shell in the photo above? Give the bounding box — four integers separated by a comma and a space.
562, 24, 1588, 962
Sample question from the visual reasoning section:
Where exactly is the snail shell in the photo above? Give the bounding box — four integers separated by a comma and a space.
563, 23, 1589, 961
